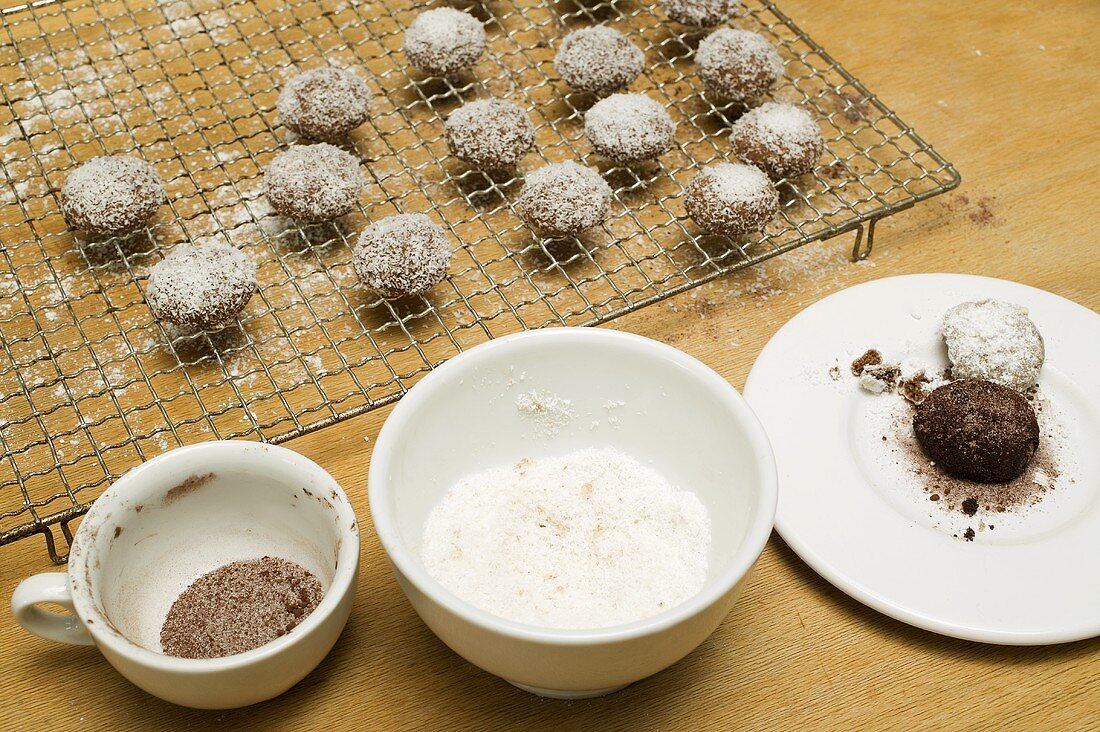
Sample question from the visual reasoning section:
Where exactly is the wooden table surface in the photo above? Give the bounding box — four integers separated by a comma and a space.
2, 0, 1098, 729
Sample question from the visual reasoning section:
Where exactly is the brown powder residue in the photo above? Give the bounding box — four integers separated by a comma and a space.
163, 472, 216, 505
850, 348, 882, 376
945, 192, 1001, 227
821, 162, 851, 181
967, 196, 997, 226
160, 556, 323, 659
828, 90, 870, 124
887, 398, 1060, 519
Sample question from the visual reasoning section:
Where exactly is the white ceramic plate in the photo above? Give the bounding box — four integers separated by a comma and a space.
744, 274, 1100, 644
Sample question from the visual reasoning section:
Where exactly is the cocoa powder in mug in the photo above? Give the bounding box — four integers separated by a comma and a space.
160, 556, 324, 659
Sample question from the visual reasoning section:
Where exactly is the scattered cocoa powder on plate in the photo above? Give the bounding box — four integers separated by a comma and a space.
160, 556, 324, 659
886, 395, 1060, 517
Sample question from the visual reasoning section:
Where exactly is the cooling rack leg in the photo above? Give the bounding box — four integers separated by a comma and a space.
850, 218, 879, 261
41, 526, 63, 565
57, 521, 74, 564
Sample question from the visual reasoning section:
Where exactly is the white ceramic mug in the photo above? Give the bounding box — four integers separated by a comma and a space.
11, 441, 359, 709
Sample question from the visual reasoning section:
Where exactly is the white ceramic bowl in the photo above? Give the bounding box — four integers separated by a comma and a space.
369, 327, 777, 698
12, 441, 360, 709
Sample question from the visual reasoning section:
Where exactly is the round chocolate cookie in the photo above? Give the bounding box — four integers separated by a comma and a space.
584, 93, 676, 164
277, 68, 372, 141
264, 143, 362, 222
729, 101, 825, 180
60, 156, 165, 235
554, 26, 644, 96
660, 0, 741, 27
445, 99, 535, 169
684, 162, 778, 236
516, 162, 611, 238
696, 28, 783, 101
146, 241, 257, 330
404, 7, 486, 77
942, 299, 1044, 393
913, 379, 1040, 484
352, 214, 453, 298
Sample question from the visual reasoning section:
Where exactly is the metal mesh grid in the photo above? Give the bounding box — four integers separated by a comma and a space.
0, 0, 958, 561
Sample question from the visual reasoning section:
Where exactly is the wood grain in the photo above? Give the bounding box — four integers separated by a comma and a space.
1, 0, 1098, 730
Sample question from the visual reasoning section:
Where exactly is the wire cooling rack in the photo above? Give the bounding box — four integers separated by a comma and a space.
0, 0, 958, 561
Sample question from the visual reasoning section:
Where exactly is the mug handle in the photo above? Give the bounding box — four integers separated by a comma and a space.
11, 573, 95, 646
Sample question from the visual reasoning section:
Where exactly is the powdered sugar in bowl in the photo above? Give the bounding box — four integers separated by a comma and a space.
369, 327, 777, 698
11, 441, 359, 709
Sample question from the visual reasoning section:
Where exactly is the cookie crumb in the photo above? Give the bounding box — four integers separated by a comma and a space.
850, 348, 882, 376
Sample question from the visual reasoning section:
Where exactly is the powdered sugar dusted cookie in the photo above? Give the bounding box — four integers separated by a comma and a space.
684, 162, 778, 236
729, 101, 824, 180
660, 0, 740, 27
146, 241, 257, 330
353, 213, 453, 298
60, 156, 165, 235
696, 28, 783, 102
404, 8, 486, 77
445, 99, 535, 169
942, 299, 1044, 393
277, 68, 372, 140
264, 143, 362, 222
516, 162, 611, 238
554, 26, 644, 96
584, 93, 676, 164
